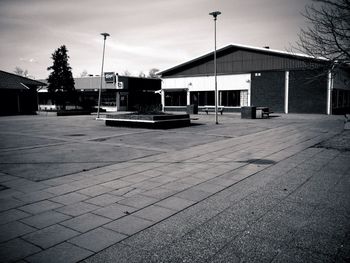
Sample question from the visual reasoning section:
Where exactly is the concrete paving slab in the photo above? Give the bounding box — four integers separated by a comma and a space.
23, 224, 79, 249
25, 242, 93, 263
0, 238, 41, 262
68, 227, 127, 252
20, 210, 71, 229
0, 114, 348, 262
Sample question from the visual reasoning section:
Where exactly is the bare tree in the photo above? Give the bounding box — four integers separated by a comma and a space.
296, 0, 350, 65
14, 67, 29, 77
148, 68, 160, 78
80, 70, 88, 77
138, 71, 146, 78
122, 70, 131, 76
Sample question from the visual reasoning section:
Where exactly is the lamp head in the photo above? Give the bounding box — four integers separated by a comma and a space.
209, 11, 221, 20
100, 33, 110, 40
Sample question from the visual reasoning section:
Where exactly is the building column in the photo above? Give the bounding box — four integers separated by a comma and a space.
161, 90, 165, 112
284, 71, 289, 114
186, 89, 190, 105
327, 70, 333, 115
116, 92, 120, 111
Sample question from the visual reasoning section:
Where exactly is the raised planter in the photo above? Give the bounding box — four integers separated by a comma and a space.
104, 113, 191, 129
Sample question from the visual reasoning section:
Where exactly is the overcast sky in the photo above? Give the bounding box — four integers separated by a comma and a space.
0, 0, 312, 79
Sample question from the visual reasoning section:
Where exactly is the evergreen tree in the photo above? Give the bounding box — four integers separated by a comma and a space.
47, 45, 75, 108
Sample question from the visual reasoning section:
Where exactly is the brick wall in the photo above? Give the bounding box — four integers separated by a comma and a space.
289, 69, 327, 114
251, 71, 285, 113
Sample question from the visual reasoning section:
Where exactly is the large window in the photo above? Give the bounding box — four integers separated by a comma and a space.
165, 91, 187, 106
219, 90, 240, 106
190, 91, 214, 106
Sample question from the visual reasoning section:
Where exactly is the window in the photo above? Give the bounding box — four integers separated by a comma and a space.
219, 90, 241, 107
190, 91, 214, 106
165, 91, 187, 106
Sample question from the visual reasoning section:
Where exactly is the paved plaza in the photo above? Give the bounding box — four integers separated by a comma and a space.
0, 113, 349, 262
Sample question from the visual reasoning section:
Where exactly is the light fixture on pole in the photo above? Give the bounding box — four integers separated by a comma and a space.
97, 32, 110, 119
209, 11, 221, 124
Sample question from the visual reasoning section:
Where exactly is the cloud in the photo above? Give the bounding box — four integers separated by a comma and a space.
20, 58, 38, 63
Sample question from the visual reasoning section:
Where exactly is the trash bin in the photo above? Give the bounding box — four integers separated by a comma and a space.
186, 104, 198, 114
241, 106, 256, 119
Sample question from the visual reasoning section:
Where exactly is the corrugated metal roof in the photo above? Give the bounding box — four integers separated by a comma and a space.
158, 43, 328, 76
0, 70, 46, 90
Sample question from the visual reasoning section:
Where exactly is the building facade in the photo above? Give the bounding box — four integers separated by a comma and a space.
159, 44, 350, 114
0, 70, 46, 115
39, 74, 161, 112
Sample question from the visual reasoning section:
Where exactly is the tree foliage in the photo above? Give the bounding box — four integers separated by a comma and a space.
148, 68, 160, 78
47, 45, 75, 107
14, 67, 28, 77
297, 0, 350, 65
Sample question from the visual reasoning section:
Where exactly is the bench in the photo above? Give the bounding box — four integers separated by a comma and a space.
256, 107, 273, 118
203, 106, 225, 115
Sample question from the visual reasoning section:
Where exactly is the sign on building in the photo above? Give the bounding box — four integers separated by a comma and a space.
104, 72, 115, 83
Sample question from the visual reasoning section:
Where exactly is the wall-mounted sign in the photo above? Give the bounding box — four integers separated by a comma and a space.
117, 82, 124, 89
104, 72, 115, 83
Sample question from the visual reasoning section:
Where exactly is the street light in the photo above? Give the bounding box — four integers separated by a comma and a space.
97, 32, 110, 119
209, 11, 221, 124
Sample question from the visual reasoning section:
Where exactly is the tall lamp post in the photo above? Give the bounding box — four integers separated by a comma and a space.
97, 32, 110, 119
209, 11, 221, 124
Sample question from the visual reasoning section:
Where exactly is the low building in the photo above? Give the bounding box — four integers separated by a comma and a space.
0, 70, 46, 115
38, 74, 161, 112
158, 44, 350, 114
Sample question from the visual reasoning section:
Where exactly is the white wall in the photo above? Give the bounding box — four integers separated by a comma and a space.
162, 74, 251, 92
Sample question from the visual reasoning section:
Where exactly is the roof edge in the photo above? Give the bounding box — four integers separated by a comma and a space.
157, 43, 329, 76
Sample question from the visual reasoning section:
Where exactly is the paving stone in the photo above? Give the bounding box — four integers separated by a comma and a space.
14, 191, 55, 203
55, 202, 100, 217
0, 238, 41, 262
104, 215, 154, 236
149, 175, 178, 184
117, 194, 158, 209
192, 182, 226, 194
132, 180, 163, 190
99, 180, 132, 190
93, 203, 136, 219
110, 187, 143, 198
78, 185, 113, 197
133, 205, 176, 222
60, 213, 111, 232
42, 176, 76, 186
0, 208, 30, 225
0, 221, 36, 242
162, 181, 192, 191
0, 197, 25, 212
156, 196, 195, 211
174, 188, 212, 202
26, 242, 93, 263
23, 224, 79, 249
141, 187, 177, 199
50, 192, 89, 205
19, 200, 63, 214
20, 210, 71, 229
84, 193, 123, 206
122, 174, 150, 183
45, 184, 82, 195
68, 227, 127, 252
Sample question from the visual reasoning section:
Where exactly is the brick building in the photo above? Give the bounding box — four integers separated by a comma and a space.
158, 44, 350, 114
0, 70, 46, 115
